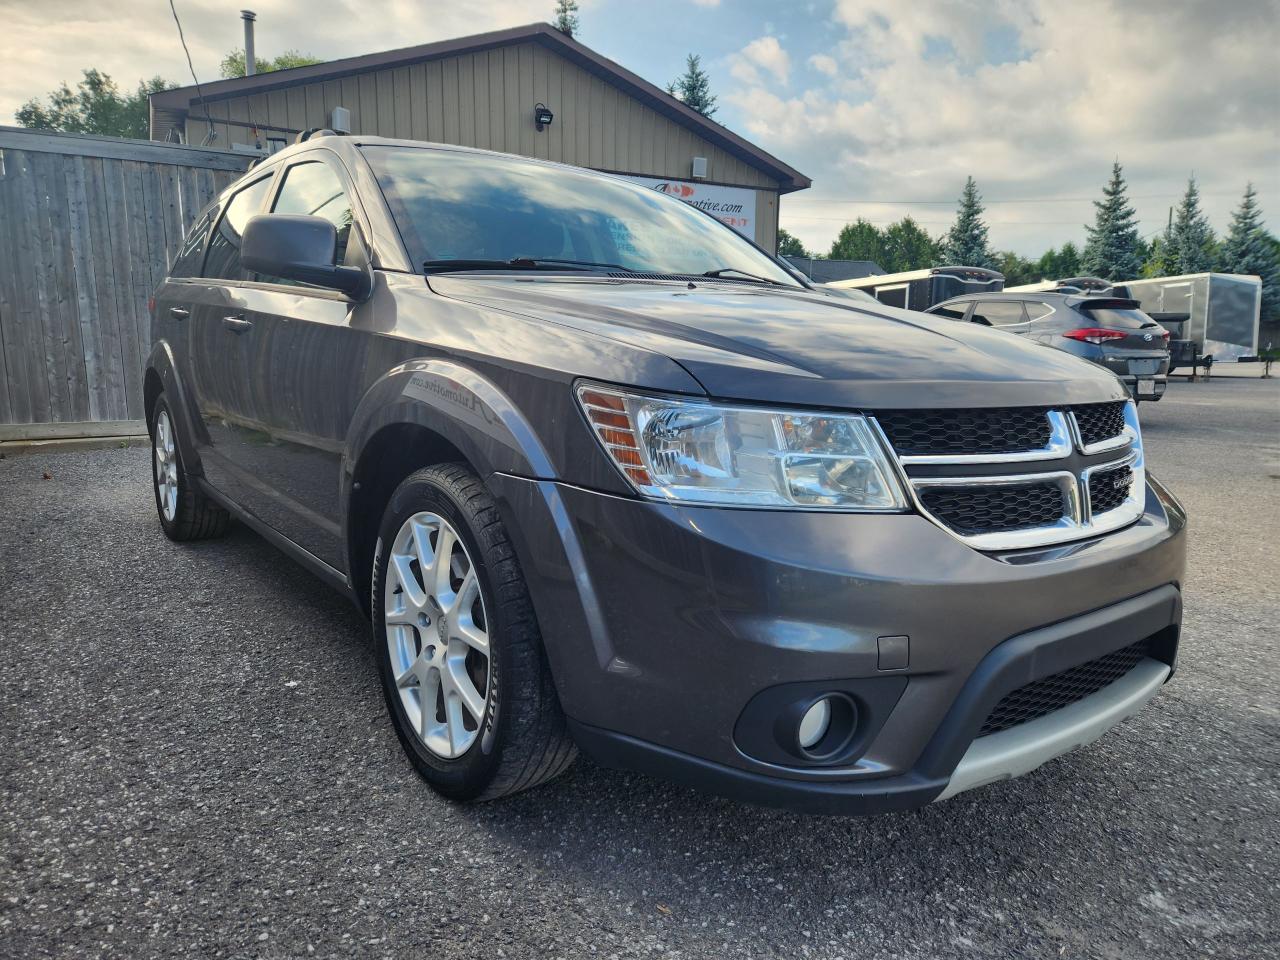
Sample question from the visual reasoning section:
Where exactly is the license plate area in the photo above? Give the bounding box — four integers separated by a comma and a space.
1137, 379, 1158, 396
1129, 359, 1160, 376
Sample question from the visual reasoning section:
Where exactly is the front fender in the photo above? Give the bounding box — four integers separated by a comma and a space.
341, 358, 558, 486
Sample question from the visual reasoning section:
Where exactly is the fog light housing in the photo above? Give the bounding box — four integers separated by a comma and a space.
798, 698, 831, 749
794, 693, 857, 759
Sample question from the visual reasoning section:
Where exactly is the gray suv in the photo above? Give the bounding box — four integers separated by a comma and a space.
927, 292, 1172, 402
145, 135, 1186, 813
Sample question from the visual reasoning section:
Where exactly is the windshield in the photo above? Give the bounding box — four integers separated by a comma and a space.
361, 146, 799, 286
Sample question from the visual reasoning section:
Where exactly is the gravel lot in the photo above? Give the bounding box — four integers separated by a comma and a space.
2, 376, 1277, 959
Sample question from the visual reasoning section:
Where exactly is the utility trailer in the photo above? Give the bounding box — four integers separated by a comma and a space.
1111, 273, 1261, 362
826, 266, 1004, 311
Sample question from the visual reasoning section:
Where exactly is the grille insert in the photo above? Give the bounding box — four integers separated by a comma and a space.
1089, 464, 1133, 515
918, 481, 1065, 535
978, 639, 1151, 737
876, 408, 1051, 456
1072, 401, 1127, 447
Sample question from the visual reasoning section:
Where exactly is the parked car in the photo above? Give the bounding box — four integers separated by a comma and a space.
145, 135, 1185, 814
926, 292, 1172, 402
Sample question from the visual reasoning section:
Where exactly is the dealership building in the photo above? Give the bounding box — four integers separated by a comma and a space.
149, 22, 810, 251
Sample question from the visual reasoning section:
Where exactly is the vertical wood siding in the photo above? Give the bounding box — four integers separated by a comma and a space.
185, 42, 783, 246
0, 134, 245, 429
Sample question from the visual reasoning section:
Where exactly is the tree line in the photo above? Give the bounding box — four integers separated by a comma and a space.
780, 165, 1279, 320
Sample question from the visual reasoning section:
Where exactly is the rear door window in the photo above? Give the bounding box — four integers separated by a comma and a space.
202, 175, 275, 282
169, 207, 216, 278
1025, 302, 1054, 322
970, 301, 1027, 326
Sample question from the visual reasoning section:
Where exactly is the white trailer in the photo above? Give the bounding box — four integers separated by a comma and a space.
1114, 273, 1262, 361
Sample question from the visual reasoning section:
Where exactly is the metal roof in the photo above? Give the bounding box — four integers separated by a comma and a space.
150, 22, 811, 193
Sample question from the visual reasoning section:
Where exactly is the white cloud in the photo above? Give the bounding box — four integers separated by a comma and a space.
730, 35, 791, 86
726, 0, 1280, 255
690, 0, 721, 6
808, 54, 838, 77
0, 0, 554, 121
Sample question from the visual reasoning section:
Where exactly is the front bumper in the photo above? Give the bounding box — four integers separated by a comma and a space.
489, 473, 1187, 814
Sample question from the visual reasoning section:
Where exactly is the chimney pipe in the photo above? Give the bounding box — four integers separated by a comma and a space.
241, 10, 257, 77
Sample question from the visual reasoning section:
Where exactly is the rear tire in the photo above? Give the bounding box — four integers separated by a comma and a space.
372, 463, 577, 801
150, 394, 229, 542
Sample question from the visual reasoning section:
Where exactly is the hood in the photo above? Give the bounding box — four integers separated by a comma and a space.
429, 275, 1128, 409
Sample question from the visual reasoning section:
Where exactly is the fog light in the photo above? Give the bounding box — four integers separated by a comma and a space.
798, 698, 832, 749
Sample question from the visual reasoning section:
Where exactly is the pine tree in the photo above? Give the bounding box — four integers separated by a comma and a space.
1166, 177, 1217, 275
553, 0, 579, 37
1219, 183, 1280, 320
668, 54, 717, 117
1081, 161, 1142, 280
941, 177, 995, 269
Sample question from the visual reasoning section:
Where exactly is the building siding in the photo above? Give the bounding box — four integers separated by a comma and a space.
181, 42, 781, 247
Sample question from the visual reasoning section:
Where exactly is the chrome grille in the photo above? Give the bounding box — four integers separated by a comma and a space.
918, 481, 1066, 535
876, 408, 1051, 456
1072, 401, 1127, 448
873, 401, 1145, 550
1088, 463, 1133, 516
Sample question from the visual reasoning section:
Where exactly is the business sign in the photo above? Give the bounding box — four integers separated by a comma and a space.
623, 176, 757, 238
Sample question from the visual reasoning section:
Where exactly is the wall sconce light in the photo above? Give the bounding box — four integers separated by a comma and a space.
534, 103, 555, 131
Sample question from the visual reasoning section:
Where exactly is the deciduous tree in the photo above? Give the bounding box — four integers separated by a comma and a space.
16, 70, 172, 139
220, 49, 323, 79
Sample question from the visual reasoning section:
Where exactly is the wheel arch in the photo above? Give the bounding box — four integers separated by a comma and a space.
341, 359, 559, 617
144, 341, 205, 476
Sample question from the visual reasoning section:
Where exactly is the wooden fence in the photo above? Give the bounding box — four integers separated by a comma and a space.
0, 127, 251, 437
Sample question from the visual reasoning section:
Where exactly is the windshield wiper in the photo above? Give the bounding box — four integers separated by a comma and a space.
700, 267, 785, 286
423, 257, 628, 275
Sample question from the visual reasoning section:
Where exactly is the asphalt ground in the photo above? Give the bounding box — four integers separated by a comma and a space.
2, 376, 1277, 959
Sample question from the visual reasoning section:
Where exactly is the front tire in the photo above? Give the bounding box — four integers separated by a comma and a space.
372, 463, 577, 801
150, 394, 229, 542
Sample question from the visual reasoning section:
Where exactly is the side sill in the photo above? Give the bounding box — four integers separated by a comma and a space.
199, 479, 357, 603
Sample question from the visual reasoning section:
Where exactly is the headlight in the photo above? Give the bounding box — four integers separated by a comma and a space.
576, 383, 907, 510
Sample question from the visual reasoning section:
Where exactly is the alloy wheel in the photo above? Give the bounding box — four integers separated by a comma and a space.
384, 512, 491, 759
153, 409, 179, 522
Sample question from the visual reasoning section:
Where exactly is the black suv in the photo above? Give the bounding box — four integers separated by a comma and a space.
927, 292, 1171, 402
145, 136, 1186, 813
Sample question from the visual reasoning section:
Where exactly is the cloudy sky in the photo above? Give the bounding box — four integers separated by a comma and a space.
3, 0, 1277, 256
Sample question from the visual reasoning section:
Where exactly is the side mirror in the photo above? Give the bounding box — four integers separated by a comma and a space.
241, 214, 371, 300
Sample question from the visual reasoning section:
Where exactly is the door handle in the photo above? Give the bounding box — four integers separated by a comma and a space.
222, 315, 253, 334
169, 306, 190, 320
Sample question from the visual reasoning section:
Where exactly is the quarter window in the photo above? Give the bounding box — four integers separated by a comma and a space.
970, 301, 1027, 327
202, 176, 275, 281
